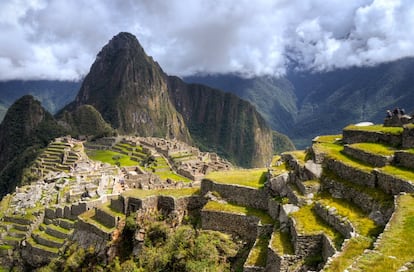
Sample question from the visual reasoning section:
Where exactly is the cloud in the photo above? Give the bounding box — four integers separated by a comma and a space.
0, 0, 414, 80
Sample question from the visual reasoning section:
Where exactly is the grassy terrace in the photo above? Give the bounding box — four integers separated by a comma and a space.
314, 142, 373, 172
348, 143, 395, 156
271, 227, 294, 255
122, 187, 200, 199
203, 201, 273, 224
86, 149, 138, 167
78, 209, 114, 233
314, 134, 343, 144
324, 170, 393, 205
0, 194, 11, 218
245, 235, 270, 267
205, 168, 268, 189
344, 124, 404, 135
381, 165, 414, 182
100, 203, 125, 219
286, 150, 307, 165
351, 194, 414, 272
32, 229, 65, 244
317, 194, 381, 237
324, 236, 373, 272
27, 236, 59, 254
290, 204, 343, 249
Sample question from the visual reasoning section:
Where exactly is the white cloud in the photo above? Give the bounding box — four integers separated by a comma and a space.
0, 0, 414, 80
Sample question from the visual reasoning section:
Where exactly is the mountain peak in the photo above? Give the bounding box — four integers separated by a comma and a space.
98, 32, 146, 58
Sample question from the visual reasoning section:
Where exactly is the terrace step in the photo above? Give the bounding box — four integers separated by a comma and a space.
41, 223, 73, 239
31, 230, 65, 248
342, 143, 394, 167
26, 237, 59, 255
56, 218, 76, 230
244, 235, 271, 271
296, 179, 321, 196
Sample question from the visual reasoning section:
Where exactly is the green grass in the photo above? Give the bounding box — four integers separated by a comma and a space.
271, 228, 294, 255
78, 209, 114, 233
287, 150, 307, 164
245, 235, 270, 267
351, 194, 414, 272
349, 143, 395, 156
407, 148, 414, 154
344, 124, 403, 135
151, 171, 192, 183
86, 149, 138, 166
323, 170, 393, 205
290, 204, 343, 249
313, 135, 342, 144
100, 203, 125, 219
324, 236, 373, 272
381, 165, 414, 182
0, 194, 11, 218
314, 142, 373, 172
122, 187, 200, 199
203, 201, 273, 224
27, 236, 59, 254
317, 195, 381, 237
205, 168, 268, 189
32, 229, 65, 244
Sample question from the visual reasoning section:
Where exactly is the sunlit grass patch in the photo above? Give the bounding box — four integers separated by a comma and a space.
291, 204, 343, 249
203, 201, 273, 224
86, 149, 138, 166
351, 194, 414, 272
271, 228, 294, 255
245, 235, 270, 267
381, 165, 414, 182
349, 143, 395, 156
313, 134, 342, 144
344, 124, 403, 135
205, 168, 267, 189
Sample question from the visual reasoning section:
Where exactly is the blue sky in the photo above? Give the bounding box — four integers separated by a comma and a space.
1, 0, 413, 80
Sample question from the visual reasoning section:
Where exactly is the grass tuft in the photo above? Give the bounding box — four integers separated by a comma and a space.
205, 168, 268, 189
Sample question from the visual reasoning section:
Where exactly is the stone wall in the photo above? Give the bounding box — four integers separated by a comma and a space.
313, 202, 355, 238
343, 145, 392, 167
375, 170, 414, 195
75, 217, 112, 240
94, 208, 116, 228
402, 125, 414, 148
21, 241, 57, 267
325, 158, 376, 188
289, 217, 322, 258
201, 210, 260, 243
321, 234, 336, 262
394, 151, 414, 170
343, 129, 402, 146
110, 197, 125, 213
201, 179, 269, 210
321, 175, 393, 225
267, 199, 280, 221
266, 233, 299, 272
157, 196, 175, 215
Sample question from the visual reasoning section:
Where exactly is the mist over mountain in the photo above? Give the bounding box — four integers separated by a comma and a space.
0, 80, 80, 121
186, 57, 414, 148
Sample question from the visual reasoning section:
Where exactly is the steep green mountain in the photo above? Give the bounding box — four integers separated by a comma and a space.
58, 105, 114, 139
63, 32, 191, 143
64, 32, 276, 167
0, 80, 80, 121
168, 76, 274, 167
0, 95, 68, 198
186, 58, 414, 148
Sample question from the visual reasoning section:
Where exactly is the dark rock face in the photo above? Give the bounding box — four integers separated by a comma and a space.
68, 32, 191, 142
0, 95, 67, 197
168, 76, 273, 167
65, 32, 275, 167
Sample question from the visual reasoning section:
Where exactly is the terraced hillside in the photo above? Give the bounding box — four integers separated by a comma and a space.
1, 124, 413, 271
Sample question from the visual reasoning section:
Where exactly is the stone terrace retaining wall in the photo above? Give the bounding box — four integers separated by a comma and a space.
394, 151, 414, 170
402, 126, 414, 148
314, 202, 355, 239
325, 158, 376, 188
201, 179, 269, 210
21, 242, 57, 267
265, 246, 298, 272
94, 208, 116, 228
343, 145, 392, 167
321, 234, 336, 262
75, 217, 112, 240
201, 210, 260, 243
375, 170, 414, 195
321, 176, 394, 225
288, 217, 323, 258
343, 129, 402, 146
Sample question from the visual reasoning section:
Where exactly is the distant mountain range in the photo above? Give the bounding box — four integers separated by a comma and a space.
186, 58, 414, 148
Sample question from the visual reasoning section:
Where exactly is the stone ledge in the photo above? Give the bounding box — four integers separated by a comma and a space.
375, 170, 414, 195
343, 145, 392, 167
343, 129, 402, 146
314, 202, 355, 239
325, 158, 375, 188
201, 179, 269, 210
394, 151, 414, 170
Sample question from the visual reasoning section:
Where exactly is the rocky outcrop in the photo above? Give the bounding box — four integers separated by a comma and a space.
168, 76, 274, 167
65, 32, 191, 142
